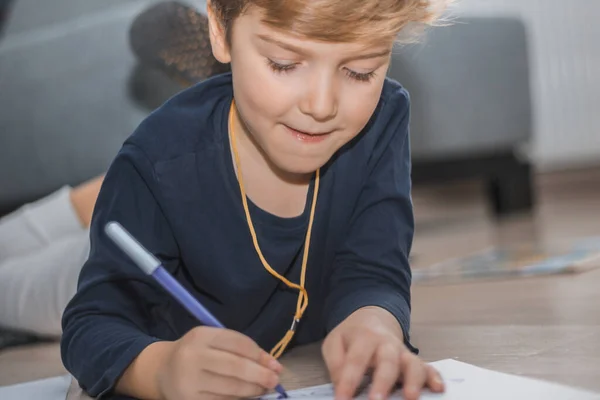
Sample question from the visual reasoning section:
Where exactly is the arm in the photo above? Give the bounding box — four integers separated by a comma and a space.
60, 143, 180, 398
322, 90, 445, 400
324, 91, 416, 352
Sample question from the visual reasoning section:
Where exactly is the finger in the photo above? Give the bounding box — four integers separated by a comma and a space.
335, 339, 378, 400
200, 370, 269, 399
368, 344, 401, 400
204, 348, 280, 389
209, 329, 282, 372
400, 353, 428, 400
426, 365, 445, 393
322, 334, 346, 385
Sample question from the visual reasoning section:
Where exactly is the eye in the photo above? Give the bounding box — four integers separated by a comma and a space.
267, 59, 297, 74
345, 68, 376, 83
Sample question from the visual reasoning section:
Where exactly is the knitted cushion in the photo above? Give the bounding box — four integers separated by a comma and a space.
129, 1, 231, 86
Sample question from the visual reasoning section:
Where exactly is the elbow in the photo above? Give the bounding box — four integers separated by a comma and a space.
59, 301, 82, 378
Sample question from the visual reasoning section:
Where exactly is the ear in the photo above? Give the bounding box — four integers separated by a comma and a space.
206, 0, 231, 64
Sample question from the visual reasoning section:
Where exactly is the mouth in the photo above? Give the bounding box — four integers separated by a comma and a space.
284, 125, 333, 143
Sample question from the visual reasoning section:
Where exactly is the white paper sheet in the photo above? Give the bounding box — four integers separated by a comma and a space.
261, 359, 600, 400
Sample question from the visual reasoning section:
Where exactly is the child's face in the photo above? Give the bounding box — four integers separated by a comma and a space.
209, 6, 394, 176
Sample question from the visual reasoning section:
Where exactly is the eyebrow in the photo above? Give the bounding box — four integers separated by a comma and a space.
257, 34, 310, 55
345, 49, 392, 61
257, 34, 391, 61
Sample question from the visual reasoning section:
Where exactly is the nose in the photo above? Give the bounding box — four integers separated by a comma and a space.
298, 71, 338, 122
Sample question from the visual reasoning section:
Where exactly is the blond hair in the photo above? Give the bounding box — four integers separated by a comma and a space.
210, 0, 450, 45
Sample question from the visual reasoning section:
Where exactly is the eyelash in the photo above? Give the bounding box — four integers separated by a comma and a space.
266, 59, 376, 83
345, 69, 376, 83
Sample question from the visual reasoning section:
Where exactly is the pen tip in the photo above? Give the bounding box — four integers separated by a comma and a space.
276, 385, 289, 398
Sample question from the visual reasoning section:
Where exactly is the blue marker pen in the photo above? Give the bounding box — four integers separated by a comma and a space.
105, 221, 289, 399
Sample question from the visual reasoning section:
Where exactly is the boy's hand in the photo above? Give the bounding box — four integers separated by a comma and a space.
156, 326, 282, 400
322, 307, 445, 400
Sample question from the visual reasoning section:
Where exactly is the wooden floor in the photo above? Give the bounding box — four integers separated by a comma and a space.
409, 166, 600, 392
1, 166, 600, 394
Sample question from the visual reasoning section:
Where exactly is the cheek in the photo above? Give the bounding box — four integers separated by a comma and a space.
231, 53, 294, 123
340, 84, 384, 135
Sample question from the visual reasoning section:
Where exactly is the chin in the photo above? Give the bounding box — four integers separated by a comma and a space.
275, 155, 329, 177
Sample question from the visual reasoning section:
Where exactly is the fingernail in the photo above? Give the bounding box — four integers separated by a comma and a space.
435, 376, 445, 388
269, 359, 283, 371
405, 386, 418, 398
371, 393, 383, 400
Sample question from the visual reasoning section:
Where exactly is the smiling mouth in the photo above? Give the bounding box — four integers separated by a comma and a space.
285, 125, 333, 143
289, 126, 331, 135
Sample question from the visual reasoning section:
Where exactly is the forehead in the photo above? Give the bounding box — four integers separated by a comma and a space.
232, 6, 396, 53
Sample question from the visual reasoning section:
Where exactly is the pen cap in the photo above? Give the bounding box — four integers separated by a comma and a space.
105, 221, 161, 275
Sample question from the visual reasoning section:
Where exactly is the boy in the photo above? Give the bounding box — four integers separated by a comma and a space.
61, 0, 448, 399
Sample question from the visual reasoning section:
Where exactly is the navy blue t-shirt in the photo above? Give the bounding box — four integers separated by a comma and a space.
61, 72, 417, 398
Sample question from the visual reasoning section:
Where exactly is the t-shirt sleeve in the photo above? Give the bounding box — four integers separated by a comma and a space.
60, 142, 181, 397
324, 90, 418, 353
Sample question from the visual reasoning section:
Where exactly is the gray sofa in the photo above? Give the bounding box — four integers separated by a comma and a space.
387, 17, 535, 215
0, 0, 174, 216
0, 0, 533, 217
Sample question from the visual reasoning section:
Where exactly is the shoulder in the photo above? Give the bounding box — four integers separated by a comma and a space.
123, 72, 233, 165
376, 77, 411, 142
381, 77, 411, 114
340, 78, 411, 166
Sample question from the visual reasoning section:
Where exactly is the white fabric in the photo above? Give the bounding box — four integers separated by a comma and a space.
0, 374, 72, 400
0, 186, 89, 336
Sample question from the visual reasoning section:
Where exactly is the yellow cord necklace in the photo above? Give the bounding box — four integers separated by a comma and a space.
228, 100, 320, 359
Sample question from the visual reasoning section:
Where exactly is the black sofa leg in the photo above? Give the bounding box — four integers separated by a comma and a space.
486, 158, 535, 217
